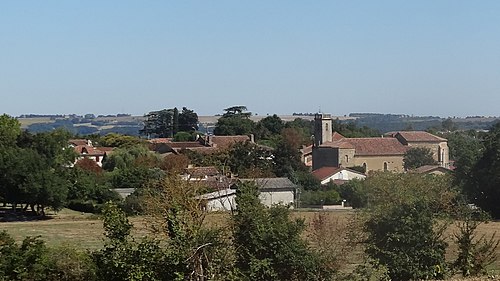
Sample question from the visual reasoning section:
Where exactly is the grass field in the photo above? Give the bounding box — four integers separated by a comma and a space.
2, 208, 500, 279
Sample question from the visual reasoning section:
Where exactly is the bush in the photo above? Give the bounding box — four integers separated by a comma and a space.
365, 201, 448, 281
0, 231, 96, 281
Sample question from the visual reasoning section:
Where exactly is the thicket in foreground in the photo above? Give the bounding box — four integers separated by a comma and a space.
232, 182, 333, 280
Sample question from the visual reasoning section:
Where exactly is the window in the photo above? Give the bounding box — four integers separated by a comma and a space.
363, 163, 367, 172
384, 162, 388, 172
325, 123, 329, 131
345, 155, 349, 163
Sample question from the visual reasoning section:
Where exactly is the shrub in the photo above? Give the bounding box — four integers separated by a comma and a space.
365, 201, 448, 281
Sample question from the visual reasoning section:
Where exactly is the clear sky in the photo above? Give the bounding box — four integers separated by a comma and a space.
1, 1, 500, 117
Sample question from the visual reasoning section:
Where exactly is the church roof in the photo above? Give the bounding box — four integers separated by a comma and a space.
319, 139, 355, 149
332, 132, 345, 141
391, 131, 447, 142
345, 138, 407, 156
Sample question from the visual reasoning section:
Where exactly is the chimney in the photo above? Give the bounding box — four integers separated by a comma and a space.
249, 134, 255, 143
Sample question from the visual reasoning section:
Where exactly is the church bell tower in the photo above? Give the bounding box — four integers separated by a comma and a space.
314, 113, 332, 147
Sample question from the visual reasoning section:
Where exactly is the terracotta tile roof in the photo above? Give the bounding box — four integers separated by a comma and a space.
332, 132, 345, 141
185, 166, 220, 178
239, 177, 298, 190
69, 139, 88, 146
200, 177, 236, 190
148, 138, 172, 144
346, 138, 407, 156
209, 135, 251, 149
412, 165, 452, 174
74, 145, 106, 156
168, 142, 206, 149
395, 131, 447, 142
300, 145, 313, 155
312, 167, 343, 181
319, 139, 355, 149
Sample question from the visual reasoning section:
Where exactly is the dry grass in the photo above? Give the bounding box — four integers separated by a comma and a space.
2, 208, 500, 278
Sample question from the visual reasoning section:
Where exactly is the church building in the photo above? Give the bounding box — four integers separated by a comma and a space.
312, 113, 450, 173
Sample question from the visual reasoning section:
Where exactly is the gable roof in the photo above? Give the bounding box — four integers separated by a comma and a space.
319, 139, 356, 149
300, 145, 313, 155
73, 145, 106, 156
148, 138, 172, 144
332, 132, 345, 141
394, 131, 447, 142
345, 138, 408, 156
69, 139, 89, 146
312, 166, 366, 181
312, 167, 343, 181
239, 177, 298, 190
185, 166, 220, 178
412, 165, 453, 174
208, 135, 251, 149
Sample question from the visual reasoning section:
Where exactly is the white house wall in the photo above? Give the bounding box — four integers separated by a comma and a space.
206, 194, 236, 211
320, 170, 366, 185
259, 190, 294, 207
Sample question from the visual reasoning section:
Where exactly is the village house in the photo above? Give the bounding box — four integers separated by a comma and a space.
311, 166, 366, 185
199, 177, 298, 211
312, 113, 450, 173
148, 134, 254, 156
69, 139, 113, 167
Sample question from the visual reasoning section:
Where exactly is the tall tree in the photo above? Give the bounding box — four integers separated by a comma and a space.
140, 109, 174, 138
0, 114, 21, 147
465, 123, 500, 218
173, 107, 179, 135
214, 106, 255, 136
178, 107, 199, 132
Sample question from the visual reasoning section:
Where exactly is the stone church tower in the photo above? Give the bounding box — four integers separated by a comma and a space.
313, 113, 332, 147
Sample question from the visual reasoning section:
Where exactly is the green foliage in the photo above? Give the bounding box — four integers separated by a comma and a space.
300, 189, 340, 206
359, 172, 458, 280
332, 119, 380, 138
335, 179, 368, 208
140, 108, 175, 138
403, 147, 437, 170
94, 203, 179, 280
0, 114, 21, 147
0, 231, 96, 281
101, 202, 132, 241
361, 172, 457, 212
254, 114, 284, 142
445, 130, 483, 187
173, 131, 193, 142
233, 182, 332, 280
453, 207, 500, 277
102, 144, 154, 171
178, 107, 199, 132
214, 106, 255, 135
365, 201, 448, 281
100, 133, 144, 147
464, 123, 500, 218
227, 141, 274, 177
442, 117, 458, 132
292, 170, 321, 191
66, 167, 120, 213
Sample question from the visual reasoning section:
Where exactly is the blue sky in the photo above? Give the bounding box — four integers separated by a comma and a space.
1, 1, 500, 117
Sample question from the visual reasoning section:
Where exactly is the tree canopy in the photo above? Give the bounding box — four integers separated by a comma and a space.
140, 107, 199, 138
464, 123, 500, 218
403, 147, 437, 170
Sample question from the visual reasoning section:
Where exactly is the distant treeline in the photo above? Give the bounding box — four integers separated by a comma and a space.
18, 113, 131, 119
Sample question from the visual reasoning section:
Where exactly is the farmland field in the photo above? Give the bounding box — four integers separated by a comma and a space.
2, 208, 500, 279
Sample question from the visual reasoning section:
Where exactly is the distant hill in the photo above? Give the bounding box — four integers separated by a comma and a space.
17, 113, 500, 136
